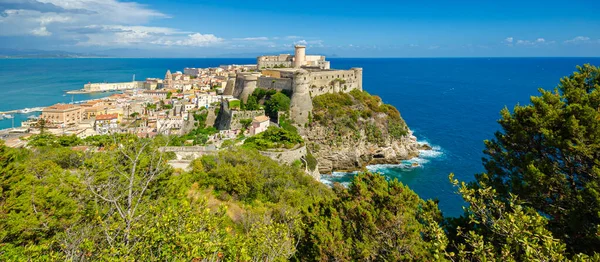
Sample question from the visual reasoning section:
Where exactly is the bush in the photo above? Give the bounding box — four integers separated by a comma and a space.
243, 126, 303, 150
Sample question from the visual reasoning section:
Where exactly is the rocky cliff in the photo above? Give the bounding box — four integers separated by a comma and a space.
302, 90, 424, 174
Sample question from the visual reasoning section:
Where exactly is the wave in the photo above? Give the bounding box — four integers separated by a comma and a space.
319, 139, 445, 187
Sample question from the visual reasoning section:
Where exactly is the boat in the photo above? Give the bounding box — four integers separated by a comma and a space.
20, 108, 32, 113
411, 162, 420, 167
4, 114, 13, 119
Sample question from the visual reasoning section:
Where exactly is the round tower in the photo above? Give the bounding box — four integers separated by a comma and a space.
351, 67, 363, 91
290, 69, 313, 126
238, 73, 260, 103
294, 45, 306, 68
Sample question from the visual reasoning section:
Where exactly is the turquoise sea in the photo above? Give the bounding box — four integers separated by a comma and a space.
1, 57, 599, 217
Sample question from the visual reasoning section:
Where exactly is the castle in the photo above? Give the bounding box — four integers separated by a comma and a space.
257, 45, 330, 69
222, 45, 363, 126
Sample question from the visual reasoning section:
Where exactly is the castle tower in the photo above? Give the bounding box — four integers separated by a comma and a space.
351, 68, 363, 91
235, 73, 260, 103
293, 45, 306, 68
289, 69, 313, 125
164, 70, 173, 89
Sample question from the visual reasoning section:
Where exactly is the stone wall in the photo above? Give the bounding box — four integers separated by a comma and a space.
306, 68, 363, 97
214, 99, 265, 130
258, 145, 306, 165
257, 77, 293, 91
230, 110, 265, 130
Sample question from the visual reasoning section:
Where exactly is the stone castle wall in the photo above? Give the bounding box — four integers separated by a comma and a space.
228, 67, 363, 126
306, 68, 363, 97
257, 77, 293, 91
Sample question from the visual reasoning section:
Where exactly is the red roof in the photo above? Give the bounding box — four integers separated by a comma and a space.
96, 113, 119, 121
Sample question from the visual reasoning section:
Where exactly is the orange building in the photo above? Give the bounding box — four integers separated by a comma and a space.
40, 104, 84, 126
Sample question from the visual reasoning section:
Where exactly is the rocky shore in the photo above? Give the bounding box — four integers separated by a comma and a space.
303, 90, 428, 174
305, 126, 427, 174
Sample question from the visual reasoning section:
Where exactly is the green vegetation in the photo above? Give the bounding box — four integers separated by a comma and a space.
245, 88, 291, 119
166, 91, 172, 99
228, 99, 241, 110
244, 95, 260, 110
264, 92, 290, 119
464, 64, 600, 256
2, 65, 600, 260
170, 109, 218, 146
312, 89, 408, 145
243, 126, 303, 150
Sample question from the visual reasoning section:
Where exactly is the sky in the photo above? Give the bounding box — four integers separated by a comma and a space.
0, 0, 599, 57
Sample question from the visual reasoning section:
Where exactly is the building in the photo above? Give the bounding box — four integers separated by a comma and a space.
257, 45, 330, 69
40, 104, 84, 126
164, 70, 173, 89
94, 113, 120, 134
250, 115, 270, 135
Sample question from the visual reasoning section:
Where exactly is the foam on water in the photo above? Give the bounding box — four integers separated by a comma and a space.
320, 140, 445, 187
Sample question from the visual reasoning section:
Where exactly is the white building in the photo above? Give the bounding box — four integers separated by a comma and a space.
250, 115, 270, 135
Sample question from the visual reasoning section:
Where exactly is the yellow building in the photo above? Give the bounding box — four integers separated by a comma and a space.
40, 104, 84, 126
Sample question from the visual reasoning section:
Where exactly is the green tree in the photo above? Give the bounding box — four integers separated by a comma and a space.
264, 92, 290, 119
240, 118, 252, 131
245, 95, 260, 110
445, 175, 579, 261
472, 64, 600, 255
297, 172, 446, 261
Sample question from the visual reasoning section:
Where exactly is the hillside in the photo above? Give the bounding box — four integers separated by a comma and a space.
305, 89, 425, 173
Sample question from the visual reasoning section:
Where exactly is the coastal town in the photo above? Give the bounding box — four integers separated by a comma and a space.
0, 46, 365, 164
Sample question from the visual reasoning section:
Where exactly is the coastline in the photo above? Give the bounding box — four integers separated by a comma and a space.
319, 140, 444, 185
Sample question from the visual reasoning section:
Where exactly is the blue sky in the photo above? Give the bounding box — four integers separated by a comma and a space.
1, 0, 599, 57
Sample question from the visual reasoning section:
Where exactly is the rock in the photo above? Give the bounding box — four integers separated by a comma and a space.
419, 143, 433, 151
306, 124, 420, 174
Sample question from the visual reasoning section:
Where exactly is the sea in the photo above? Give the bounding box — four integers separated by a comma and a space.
1, 57, 599, 217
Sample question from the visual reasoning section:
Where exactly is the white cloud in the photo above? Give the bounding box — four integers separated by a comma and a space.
152, 33, 222, 47
0, 0, 223, 49
564, 36, 591, 44
233, 37, 269, 41
504, 37, 553, 47
31, 26, 51, 36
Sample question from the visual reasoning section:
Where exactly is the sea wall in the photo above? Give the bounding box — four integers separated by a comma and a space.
84, 81, 144, 92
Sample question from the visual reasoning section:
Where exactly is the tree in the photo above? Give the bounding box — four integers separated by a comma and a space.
166, 91, 172, 99
265, 92, 290, 119
445, 175, 574, 261
240, 118, 252, 131
245, 95, 260, 110
297, 172, 446, 261
473, 64, 600, 255
82, 135, 172, 253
